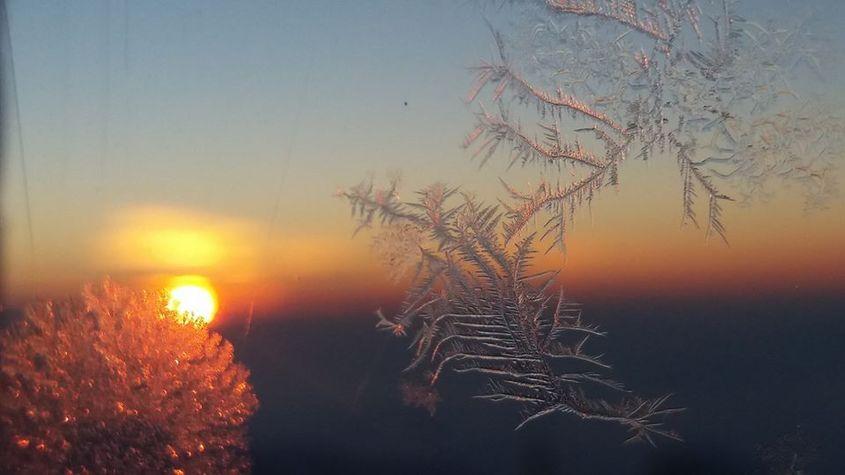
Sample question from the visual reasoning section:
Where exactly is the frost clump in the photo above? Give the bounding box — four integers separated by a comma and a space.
0, 280, 258, 473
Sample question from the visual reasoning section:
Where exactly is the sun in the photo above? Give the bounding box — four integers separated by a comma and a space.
167, 280, 218, 324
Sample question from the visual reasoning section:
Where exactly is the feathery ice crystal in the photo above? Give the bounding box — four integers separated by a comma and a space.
338, 0, 841, 445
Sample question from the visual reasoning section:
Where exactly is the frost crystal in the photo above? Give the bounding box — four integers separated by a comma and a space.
340, 183, 682, 443
337, 0, 841, 446
0, 280, 258, 473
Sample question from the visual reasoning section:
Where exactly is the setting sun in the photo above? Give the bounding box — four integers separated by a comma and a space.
167, 280, 218, 324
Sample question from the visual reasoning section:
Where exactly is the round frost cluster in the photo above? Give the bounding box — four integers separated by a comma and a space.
0, 280, 258, 473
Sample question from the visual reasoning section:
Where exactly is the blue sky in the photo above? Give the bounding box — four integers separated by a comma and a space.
3, 0, 844, 309
3, 1, 501, 298
5, 0, 492, 215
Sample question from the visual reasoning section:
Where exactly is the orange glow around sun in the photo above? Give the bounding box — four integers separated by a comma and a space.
167, 276, 218, 324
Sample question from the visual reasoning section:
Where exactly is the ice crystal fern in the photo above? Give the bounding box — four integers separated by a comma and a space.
0, 280, 258, 473
338, 0, 840, 446
340, 181, 681, 443
466, 0, 841, 246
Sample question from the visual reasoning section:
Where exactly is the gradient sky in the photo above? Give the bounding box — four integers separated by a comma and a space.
3, 0, 844, 322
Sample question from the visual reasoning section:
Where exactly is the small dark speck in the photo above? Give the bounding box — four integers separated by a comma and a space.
404, 101, 408, 106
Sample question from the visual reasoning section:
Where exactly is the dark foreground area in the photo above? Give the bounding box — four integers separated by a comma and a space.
221, 294, 845, 474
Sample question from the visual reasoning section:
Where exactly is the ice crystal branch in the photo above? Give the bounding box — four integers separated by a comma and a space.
545, 0, 672, 43
339, 182, 682, 442
467, 60, 628, 134
674, 138, 733, 242
466, 0, 841, 249
464, 106, 608, 170
500, 163, 616, 252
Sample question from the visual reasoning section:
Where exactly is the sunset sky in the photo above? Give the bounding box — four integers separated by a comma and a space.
3, 0, 844, 323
